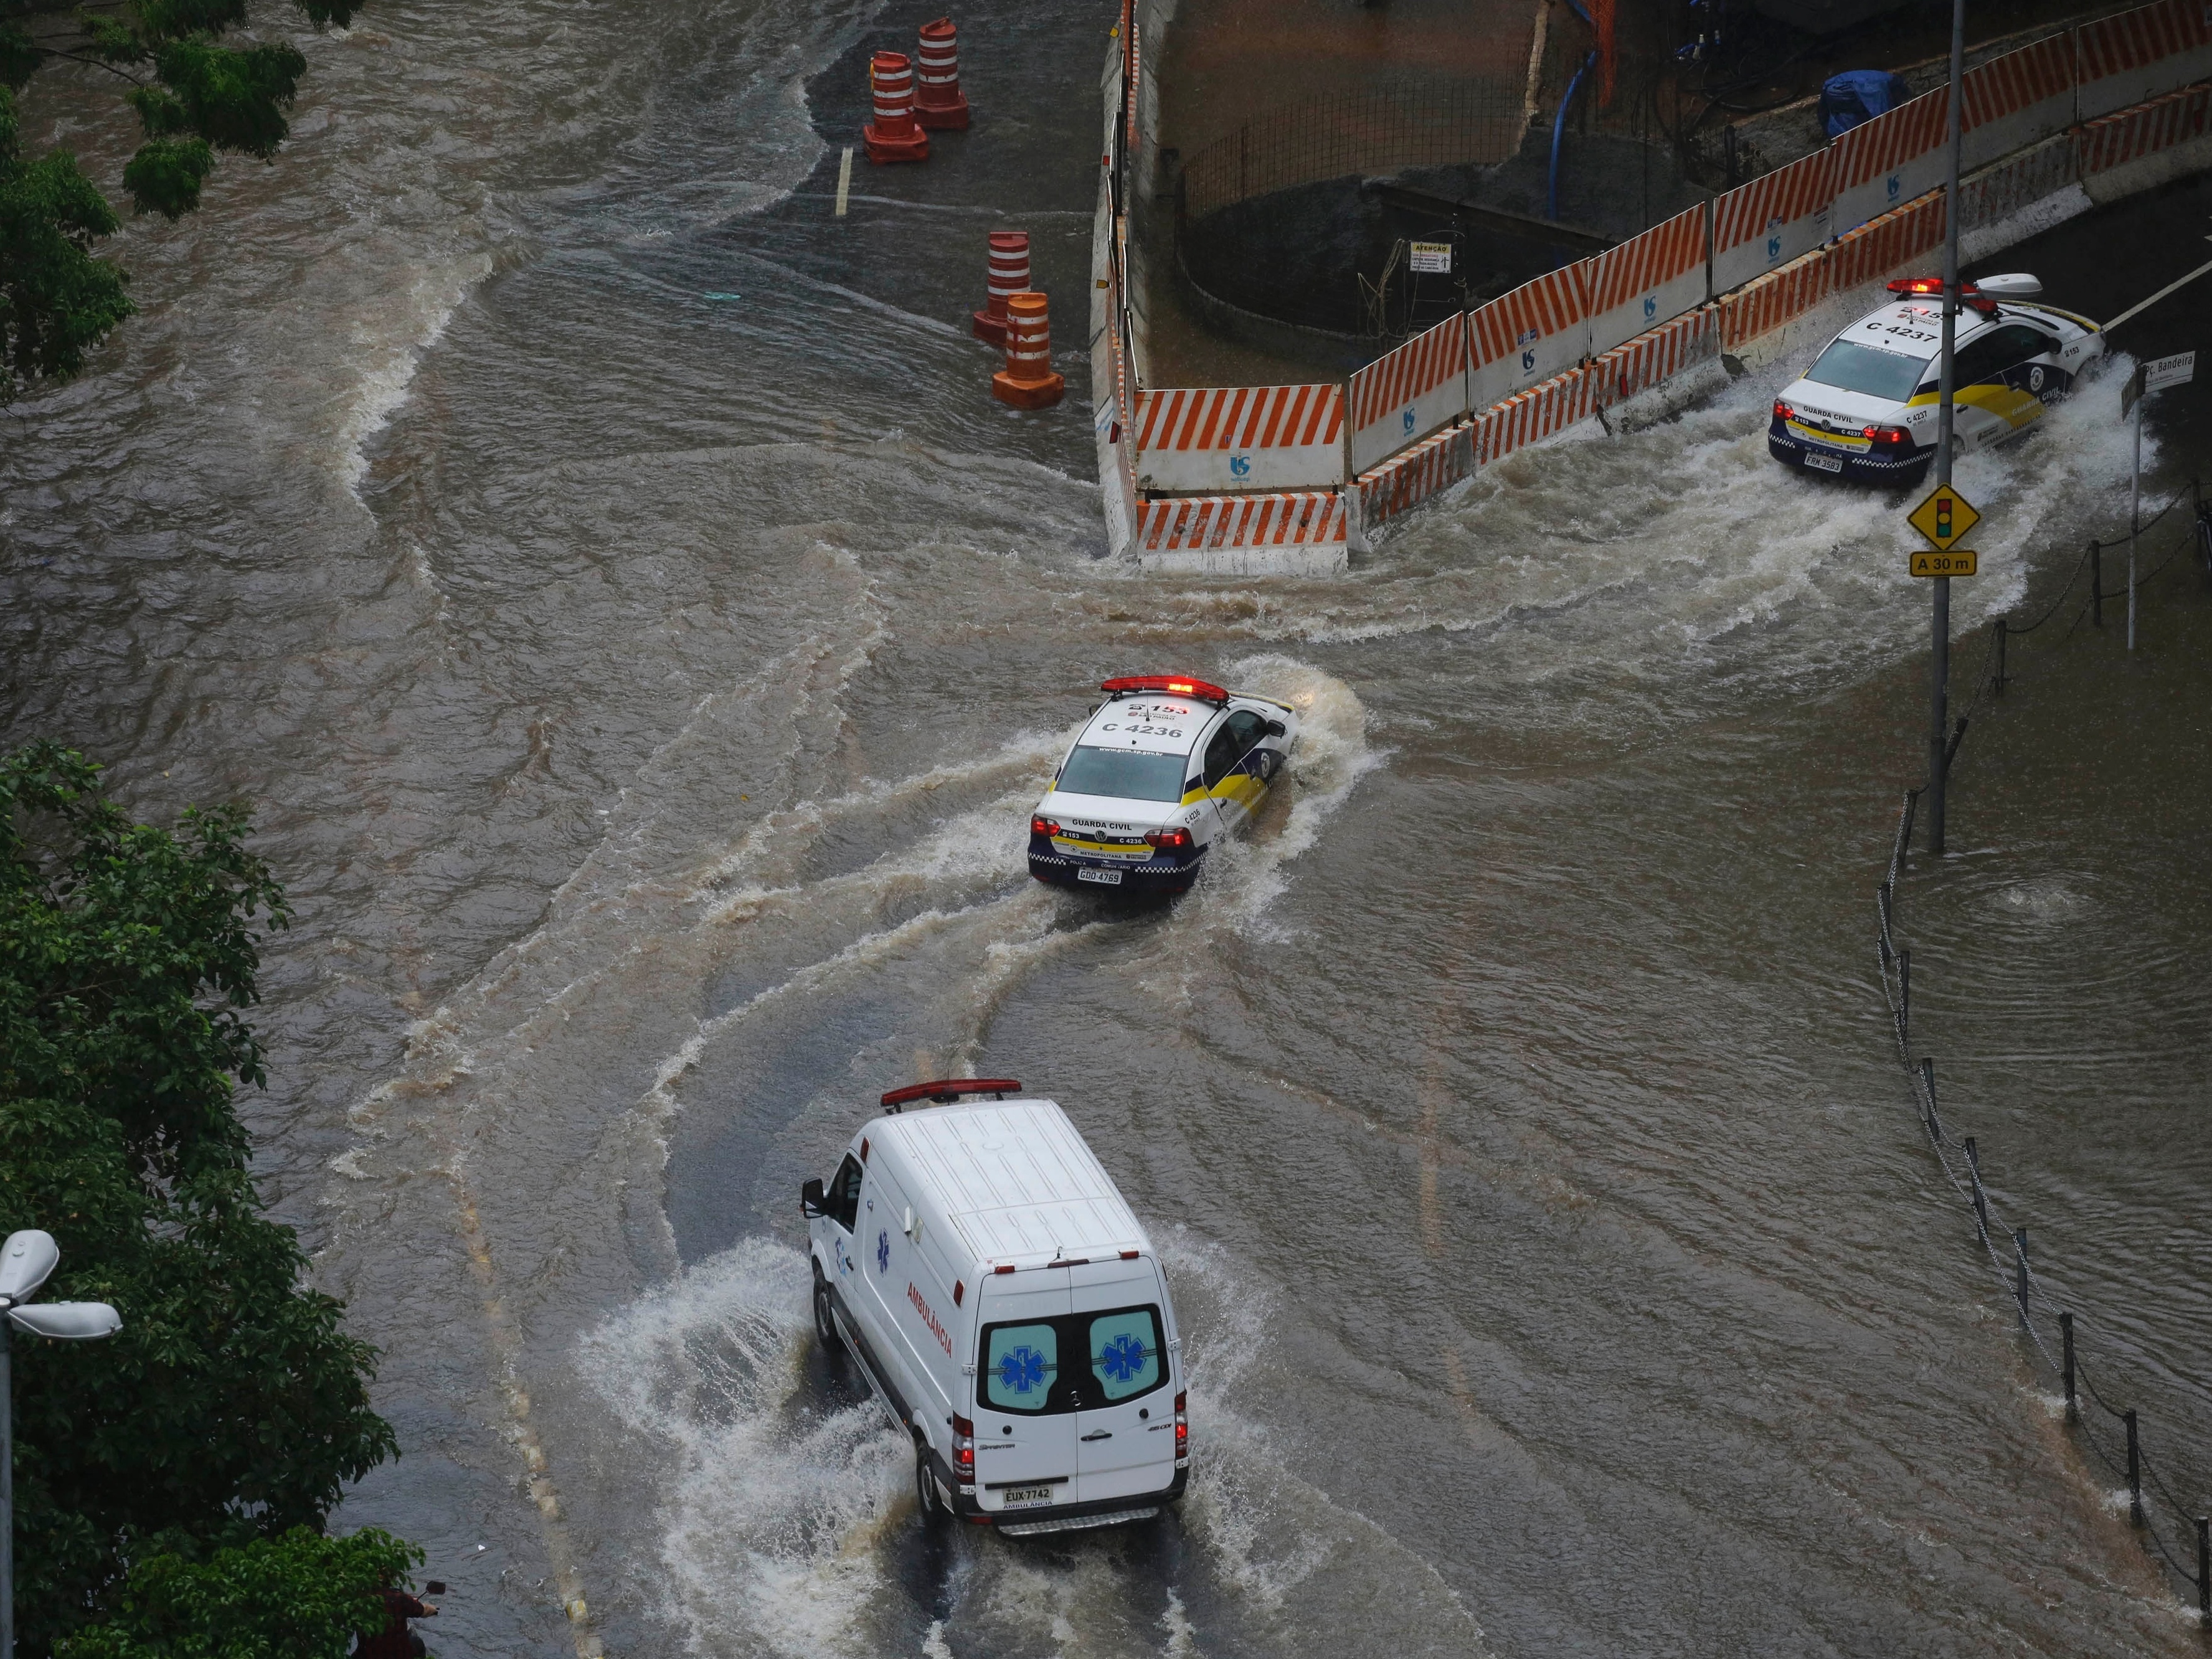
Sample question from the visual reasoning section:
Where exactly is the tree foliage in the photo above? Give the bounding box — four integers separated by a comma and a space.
0, 743, 400, 1656
54, 1528, 420, 1659
0, 0, 362, 401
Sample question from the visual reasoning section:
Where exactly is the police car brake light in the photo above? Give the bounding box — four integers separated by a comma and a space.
1144, 826, 1193, 852
1031, 815, 1060, 839
1773, 399, 1795, 422
1864, 424, 1911, 445
1100, 674, 1229, 705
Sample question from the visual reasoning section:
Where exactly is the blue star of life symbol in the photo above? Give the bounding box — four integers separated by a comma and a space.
1097, 1333, 1148, 1384
876, 1231, 889, 1273
998, 1345, 1047, 1395
1229, 453, 1251, 478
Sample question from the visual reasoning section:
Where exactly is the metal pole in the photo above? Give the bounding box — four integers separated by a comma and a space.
2092, 539, 2104, 627
1967, 1137, 1988, 1244
2, 1318, 12, 1659
2058, 1309, 2078, 1423
2126, 1408, 2143, 1526
1919, 1056, 1942, 1142
1899, 948, 1911, 1037
2014, 1228, 2030, 1329
1992, 617, 2006, 697
2130, 389, 2141, 651
1929, 0, 1965, 856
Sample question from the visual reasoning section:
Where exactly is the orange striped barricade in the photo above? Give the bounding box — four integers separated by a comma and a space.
1467, 265, 1590, 414
2074, 0, 2212, 122
1594, 308, 1719, 409
1471, 361, 1613, 466
1960, 35, 2076, 171
1133, 384, 1346, 492
915, 17, 971, 131
1957, 134, 2078, 235
1716, 248, 1831, 356
1356, 423, 1474, 531
1830, 88, 1949, 233
1347, 315, 1470, 475
1827, 192, 1948, 296
1134, 491, 1348, 557
1711, 149, 1833, 297
1584, 202, 1711, 359
993, 292, 1066, 408
2077, 79, 2212, 177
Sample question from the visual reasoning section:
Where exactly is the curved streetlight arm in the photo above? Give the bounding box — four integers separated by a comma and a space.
7, 1303, 123, 1341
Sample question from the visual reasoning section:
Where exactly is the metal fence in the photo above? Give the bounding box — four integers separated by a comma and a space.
1179, 78, 1526, 222
1873, 488, 2212, 1617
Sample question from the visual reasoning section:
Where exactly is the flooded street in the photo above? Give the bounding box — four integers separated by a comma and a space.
5, 0, 2210, 1653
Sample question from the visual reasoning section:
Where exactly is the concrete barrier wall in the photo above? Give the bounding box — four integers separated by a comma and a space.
1133, 384, 1346, 491
1711, 149, 1833, 295
1582, 203, 1710, 359
2076, 0, 2212, 120
1467, 265, 1590, 412
1347, 314, 1470, 475
1830, 87, 1952, 233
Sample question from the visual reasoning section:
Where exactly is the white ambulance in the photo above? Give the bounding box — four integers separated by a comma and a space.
801, 1079, 1189, 1536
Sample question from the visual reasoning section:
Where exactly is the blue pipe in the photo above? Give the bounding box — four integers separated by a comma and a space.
1549, 50, 1596, 222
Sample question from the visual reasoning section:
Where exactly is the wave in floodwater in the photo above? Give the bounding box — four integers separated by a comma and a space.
577, 1233, 1485, 1659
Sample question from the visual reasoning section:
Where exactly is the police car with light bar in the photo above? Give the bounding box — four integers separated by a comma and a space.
1028, 676, 1298, 894
1769, 273, 2102, 482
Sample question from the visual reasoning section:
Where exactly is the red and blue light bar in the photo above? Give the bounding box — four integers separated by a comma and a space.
1100, 674, 1229, 704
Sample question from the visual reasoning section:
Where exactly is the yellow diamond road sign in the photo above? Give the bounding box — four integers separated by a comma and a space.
1909, 484, 1980, 551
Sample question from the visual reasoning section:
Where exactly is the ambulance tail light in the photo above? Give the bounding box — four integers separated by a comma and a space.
1174, 1392, 1188, 1465
1143, 826, 1193, 853
1031, 815, 1061, 839
952, 1415, 976, 1485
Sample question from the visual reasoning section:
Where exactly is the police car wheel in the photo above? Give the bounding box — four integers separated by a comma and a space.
811, 1271, 839, 1352
914, 1439, 945, 1523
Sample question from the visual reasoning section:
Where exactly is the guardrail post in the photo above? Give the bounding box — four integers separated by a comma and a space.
2092, 540, 2103, 627
1919, 1057, 1942, 1143
2126, 1409, 2143, 1527
1966, 1137, 1988, 1245
2197, 1516, 2208, 1619
2014, 1228, 2030, 1329
1899, 948, 1911, 1037
1992, 617, 2008, 698
2060, 1308, 2077, 1424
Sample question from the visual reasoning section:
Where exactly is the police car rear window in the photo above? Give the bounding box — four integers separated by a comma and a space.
1803, 339, 1926, 403
1057, 746, 1187, 803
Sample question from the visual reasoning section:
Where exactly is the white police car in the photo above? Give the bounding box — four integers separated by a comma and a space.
1769, 274, 2103, 483
1028, 676, 1298, 894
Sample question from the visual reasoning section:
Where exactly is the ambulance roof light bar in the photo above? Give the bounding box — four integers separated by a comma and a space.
881, 1077, 1023, 1112
1100, 675, 1230, 704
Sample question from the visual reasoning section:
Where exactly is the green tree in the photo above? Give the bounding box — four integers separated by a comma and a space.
0, 0, 362, 402
55, 1527, 420, 1659
0, 742, 399, 1656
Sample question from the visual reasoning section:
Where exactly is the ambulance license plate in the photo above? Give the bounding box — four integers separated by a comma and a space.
1001, 1484, 1057, 1508
1077, 867, 1123, 886
1803, 451, 1843, 473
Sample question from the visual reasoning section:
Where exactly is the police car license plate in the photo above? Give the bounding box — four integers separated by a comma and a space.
1077, 867, 1123, 886
1001, 1484, 1057, 1508
1804, 451, 1843, 473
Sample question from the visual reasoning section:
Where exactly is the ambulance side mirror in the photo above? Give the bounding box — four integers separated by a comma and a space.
800, 1178, 826, 1219
1264, 719, 1286, 737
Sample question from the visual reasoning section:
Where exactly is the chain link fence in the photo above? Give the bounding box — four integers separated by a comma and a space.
1179, 77, 1526, 222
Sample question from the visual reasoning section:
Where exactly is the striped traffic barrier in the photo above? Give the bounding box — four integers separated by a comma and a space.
973, 230, 1028, 344
1830, 87, 1949, 233
2075, 0, 2212, 122
1347, 314, 1468, 475
1467, 265, 1589, 414
993, 291, 1065, 409
1711, 148, 1833, 296
1594, 308, 1718, 408
1133, 383, 1345, 491
863, 51, 929, 164
915, 17, 971, 131
1584, 201, 1710, 359
1960, 34, 2076, 172
1135, 491, 1346, 554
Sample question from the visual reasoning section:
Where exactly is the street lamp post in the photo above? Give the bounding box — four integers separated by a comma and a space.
0, 1231, 123, 1659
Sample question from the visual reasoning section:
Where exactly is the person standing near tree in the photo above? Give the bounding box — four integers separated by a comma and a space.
351, 1574, 438, 1659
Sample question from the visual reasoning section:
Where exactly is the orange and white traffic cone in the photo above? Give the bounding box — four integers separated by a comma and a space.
914, 18, 971, 131
973, 231, 1028, 345
992, 291, 1064, 410
862, 52, 929, 164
